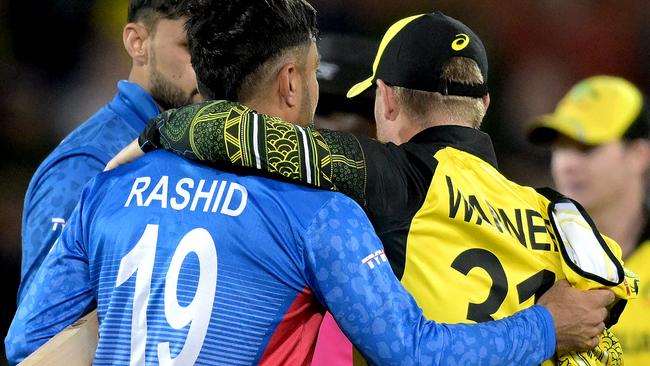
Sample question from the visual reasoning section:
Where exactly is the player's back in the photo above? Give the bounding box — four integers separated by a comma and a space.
400, 145, 566, 323
86, 150, 334, 365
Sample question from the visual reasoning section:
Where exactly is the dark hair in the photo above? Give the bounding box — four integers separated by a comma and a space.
128, 0, 191, 29
623, 97, 650, 141
186, 0, 318, 101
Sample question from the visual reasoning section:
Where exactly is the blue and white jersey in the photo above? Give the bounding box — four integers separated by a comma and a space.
19, 80, 160, 303
7, 151, 556, 366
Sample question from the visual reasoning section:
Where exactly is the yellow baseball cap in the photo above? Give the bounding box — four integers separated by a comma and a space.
528, 76, 646, 145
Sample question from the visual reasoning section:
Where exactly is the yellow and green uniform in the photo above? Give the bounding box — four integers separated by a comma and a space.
140, 100, 638, 365
611, 235, 650, 365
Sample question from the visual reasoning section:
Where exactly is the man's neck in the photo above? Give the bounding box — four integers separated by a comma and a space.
393, 114, 423, 144
242, 96, 295, 123
127, 67, 166, 110
396, 115, 473, 144
245, 99, 276, 118
590, 188, 646, 259
127, 67, 147, 92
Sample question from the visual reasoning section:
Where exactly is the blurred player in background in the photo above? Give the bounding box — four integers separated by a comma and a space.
110, 10, 627, 365
528, 75, 650, 365
313, 33, 377, 137
5, 1, 590, 365
17, 0, 200, 303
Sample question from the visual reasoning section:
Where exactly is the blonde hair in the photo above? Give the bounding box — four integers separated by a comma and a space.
393, 57, 486, 128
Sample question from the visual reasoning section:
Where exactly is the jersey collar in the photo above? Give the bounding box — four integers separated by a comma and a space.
409, 125, 499, 168
108, 80, 161, 132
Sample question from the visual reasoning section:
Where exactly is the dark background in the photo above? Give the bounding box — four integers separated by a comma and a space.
1, 0, 648, 363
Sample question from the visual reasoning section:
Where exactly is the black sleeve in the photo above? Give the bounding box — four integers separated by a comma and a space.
138, 100, 434, 215
138, 100, 370, 204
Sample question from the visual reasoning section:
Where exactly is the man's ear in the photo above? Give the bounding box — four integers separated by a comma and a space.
377, 79, 399, 121
482, 93, 491, 114
277, 62, 300, 109
123, 23, 149, 66
628, 139, 650, 175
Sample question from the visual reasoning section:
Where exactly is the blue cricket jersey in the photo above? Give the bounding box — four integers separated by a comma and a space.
19, 80, 160, 303
7, 151, 556, 365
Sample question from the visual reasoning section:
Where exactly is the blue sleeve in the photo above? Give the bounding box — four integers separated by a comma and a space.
19, 151, 107, 303
302, 194, 556, 366
7, 192, 95, 365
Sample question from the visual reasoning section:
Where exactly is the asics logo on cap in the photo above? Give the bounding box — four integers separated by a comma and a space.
452, 33, 470, 51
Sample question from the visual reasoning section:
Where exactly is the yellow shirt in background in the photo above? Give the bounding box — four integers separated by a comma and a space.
612, 241, 650, 365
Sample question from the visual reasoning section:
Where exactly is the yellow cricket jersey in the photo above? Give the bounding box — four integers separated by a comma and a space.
358, 127, 634, 366
611, 240, 650, 365
401, 146, 565, 323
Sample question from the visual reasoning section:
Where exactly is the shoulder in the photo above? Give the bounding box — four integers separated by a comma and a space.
275, 175, 357, 208
25, 110, 124, 180
34, 105, 143, 175
59, 106, 141, 158
24, 145, 111, 208
631, 236, 650, 260
307, 191, 368, 226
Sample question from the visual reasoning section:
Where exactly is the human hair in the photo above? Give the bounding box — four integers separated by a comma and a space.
393, 57, 486, 128
127, 0, 191, 32
186, 0, 318, 101
623, 98, 650, 142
